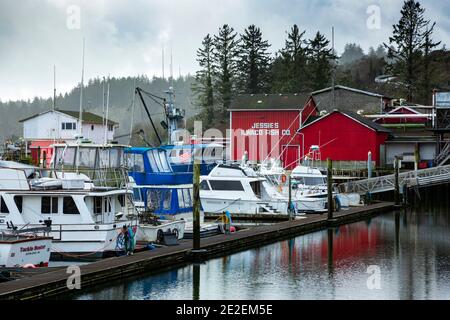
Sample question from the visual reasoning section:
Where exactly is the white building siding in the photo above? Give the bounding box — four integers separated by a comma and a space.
23, 112, 79, 141
22, 110, 116, 144
82, 123, 115, 144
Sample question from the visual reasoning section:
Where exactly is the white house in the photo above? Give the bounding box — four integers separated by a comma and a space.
19, 109, 118, 166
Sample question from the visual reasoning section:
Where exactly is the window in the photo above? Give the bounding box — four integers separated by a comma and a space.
61, 122, 77, 130
93, 197, 102, 214
91, 125, 94, 131
200, 180, 210, 191
63, 197, 79, 214
14, 196, 23, 213
1, 197, 9, 214
209, 180, 244, 191
118, 194, 125, 207
41, 197, 58, 214
177, 189, 185, 209
163, 190, 172, 210
183, 189, 192, 207
103, 197, 112, 213
108, 124, 114, 131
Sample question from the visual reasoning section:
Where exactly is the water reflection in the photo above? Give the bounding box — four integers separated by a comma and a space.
72, 187, 450, 300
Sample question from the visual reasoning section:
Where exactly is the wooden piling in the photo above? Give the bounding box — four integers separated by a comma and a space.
193, 161, 201, 250
327, 158, 333, 220
394, 156, 400, 206
288, 175, 293, 221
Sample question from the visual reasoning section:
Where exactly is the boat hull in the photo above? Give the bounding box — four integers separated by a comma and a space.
0, 237, 52, 268
136, 220, 185, 243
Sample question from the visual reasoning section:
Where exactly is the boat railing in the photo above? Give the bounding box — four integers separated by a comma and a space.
0, 166, 130, 191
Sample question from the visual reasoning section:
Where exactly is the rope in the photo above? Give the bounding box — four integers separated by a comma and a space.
50, 232, 120, 259
209, 198, 242, 213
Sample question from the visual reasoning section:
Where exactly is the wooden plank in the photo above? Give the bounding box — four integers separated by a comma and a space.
0, 202, 394, 300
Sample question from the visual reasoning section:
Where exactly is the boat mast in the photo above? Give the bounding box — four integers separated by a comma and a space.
78, 38, 85, 138
104, 77, 111, 145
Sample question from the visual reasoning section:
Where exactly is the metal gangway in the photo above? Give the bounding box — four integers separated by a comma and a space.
338, 164, 450, 195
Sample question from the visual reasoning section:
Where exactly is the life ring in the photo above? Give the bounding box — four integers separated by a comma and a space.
172, 228, 179, 239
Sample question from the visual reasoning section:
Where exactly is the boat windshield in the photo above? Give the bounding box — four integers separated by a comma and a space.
54, 146, 125, 170
294, 176, 327, 186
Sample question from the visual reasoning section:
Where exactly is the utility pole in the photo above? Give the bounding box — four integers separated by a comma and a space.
53, 65, 56, 110
331, 26, 336, 111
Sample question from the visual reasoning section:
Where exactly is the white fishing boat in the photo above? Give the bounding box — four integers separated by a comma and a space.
0, 224, 52, 268
259, 160, 361, 208
200, 164, 326, 215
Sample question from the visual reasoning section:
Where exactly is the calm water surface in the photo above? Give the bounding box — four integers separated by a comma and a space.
72, 188, 450, 300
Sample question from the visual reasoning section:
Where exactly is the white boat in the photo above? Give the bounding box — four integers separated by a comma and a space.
0, 225, 52, 268
136, 219, 185, 243
127, 181, 186, 243
0, 143, 140, 259
200, 164, 326, 216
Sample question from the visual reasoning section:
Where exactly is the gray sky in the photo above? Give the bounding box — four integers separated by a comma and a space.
0, 0, 448, 101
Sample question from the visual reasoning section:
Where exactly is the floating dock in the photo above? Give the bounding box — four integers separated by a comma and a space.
0, 202, 395, 300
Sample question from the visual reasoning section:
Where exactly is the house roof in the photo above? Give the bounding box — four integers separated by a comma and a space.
229, 93, 312, 110
19, 109, 118, 125
312, 85, 390, 99
299, 110, 391, 133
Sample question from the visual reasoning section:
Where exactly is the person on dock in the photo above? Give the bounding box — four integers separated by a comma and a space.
116, 225, 135, 256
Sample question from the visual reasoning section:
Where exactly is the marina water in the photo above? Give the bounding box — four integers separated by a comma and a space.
70, 185, 450, 300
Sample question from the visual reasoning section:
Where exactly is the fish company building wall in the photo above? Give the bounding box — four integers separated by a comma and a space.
229, 94, 318, 169
298, 110, 391, 167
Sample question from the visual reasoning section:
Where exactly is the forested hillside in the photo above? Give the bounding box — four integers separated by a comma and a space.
0, 75, 196, 145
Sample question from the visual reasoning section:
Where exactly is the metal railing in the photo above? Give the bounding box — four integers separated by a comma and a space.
338, 164, 450, 195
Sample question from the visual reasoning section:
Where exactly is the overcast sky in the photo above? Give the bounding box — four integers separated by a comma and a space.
0, 0, 448, 101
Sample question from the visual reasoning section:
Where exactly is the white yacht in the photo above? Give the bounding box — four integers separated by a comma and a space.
0, 142, 187, 256
200, 164, 326, 215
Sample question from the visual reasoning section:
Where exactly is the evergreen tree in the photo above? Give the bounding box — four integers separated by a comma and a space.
271, 24, 308, 93
306, 31, 337, 91
237, 25, 271, 94
340, 43, 365, 65
213, 24, 240, 119
192, 34, 215, 127
384, 0, 440, 101
417, 26, 441, 104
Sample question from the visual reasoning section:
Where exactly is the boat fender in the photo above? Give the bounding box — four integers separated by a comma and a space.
230, 226, 236, 233
23, 264, 37, 269
172, 228, 179, 239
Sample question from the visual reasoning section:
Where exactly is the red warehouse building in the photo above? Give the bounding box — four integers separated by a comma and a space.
298, 110, 391, 167
229, 94, 318, 168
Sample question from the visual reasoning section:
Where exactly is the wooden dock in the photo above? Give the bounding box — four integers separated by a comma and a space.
0, 202, 395, 300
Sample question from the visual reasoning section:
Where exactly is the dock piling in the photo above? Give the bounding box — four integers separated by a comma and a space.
394, 156, 400, 206
327, 158, 334, 220
193, 161, 201, 251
